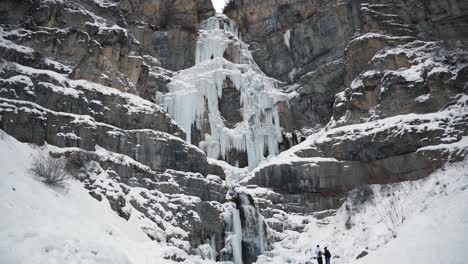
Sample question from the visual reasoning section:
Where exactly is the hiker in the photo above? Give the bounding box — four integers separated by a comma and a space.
324, 247, 331, 264
315, 245, 323, 264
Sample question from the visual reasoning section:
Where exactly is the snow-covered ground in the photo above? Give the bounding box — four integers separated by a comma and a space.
1, 130, 467, 264
0, 131, 212, 264
256, 158, 468, 264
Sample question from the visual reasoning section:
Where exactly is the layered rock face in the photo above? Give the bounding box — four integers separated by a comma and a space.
225, 0, 468, 129
227, 0, 468, 216
0, 0, 214, 95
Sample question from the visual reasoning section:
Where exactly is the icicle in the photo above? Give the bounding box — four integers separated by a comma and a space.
283, 29, 291, 50
159, 15, 289, 169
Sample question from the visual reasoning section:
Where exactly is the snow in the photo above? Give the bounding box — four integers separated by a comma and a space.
322, 94, 468, 145
61, 3, 126, 35
414, 93, 431, 103
0, 30, 34, 54
349, 32, 414, 43
0, 132, 177, 264
89, 0, 118, 8
372, 41, 465, 85
355, 181, 468, 264
418, 136, 468, 158
208, 158, 248, 184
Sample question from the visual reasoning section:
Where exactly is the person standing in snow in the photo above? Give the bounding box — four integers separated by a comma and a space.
324, 247, 331, 264
315, 245, 323, 264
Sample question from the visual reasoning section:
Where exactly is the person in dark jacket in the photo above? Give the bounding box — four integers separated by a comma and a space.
324, 247, 331, 264
314, 245, 323, 264
317, 250, 323, 264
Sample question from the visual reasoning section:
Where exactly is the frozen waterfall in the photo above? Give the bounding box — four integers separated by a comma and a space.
222, 191, 269, 264
237, 192, 267, 263
158, 15, 288, 169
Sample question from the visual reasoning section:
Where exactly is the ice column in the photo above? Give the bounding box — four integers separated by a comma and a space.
223, 203, 243, 264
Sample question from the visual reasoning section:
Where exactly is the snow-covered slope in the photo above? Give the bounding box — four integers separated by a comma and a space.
0, 131, 209, 264
255, 159, 468, 264
354, 178, 468, 264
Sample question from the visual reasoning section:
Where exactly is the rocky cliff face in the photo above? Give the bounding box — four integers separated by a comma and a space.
0, 0, 214, 94
225, 0, 468, 129
1, 0, 467, 263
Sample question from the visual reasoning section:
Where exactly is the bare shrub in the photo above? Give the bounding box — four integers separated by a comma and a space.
30, 153, 70, 187
372, 192, 405, 237
0, 130, 5, 140
381, 194, 405, 237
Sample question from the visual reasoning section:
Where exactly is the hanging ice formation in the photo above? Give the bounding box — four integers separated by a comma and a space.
159, 15, 288, 170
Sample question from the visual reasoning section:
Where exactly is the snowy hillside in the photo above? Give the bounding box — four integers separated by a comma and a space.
0, 131, 212, 264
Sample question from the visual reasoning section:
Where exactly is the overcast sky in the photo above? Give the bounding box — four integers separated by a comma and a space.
211, 0, 228, 13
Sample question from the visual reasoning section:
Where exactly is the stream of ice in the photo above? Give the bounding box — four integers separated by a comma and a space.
223, 202, 244, 264
158, 15, 288, 169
